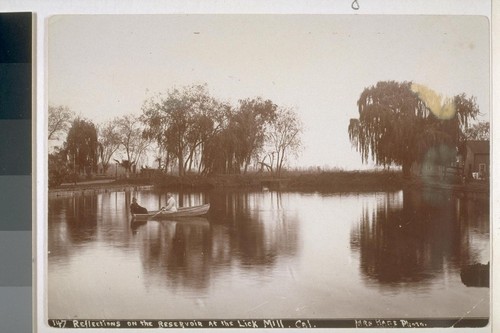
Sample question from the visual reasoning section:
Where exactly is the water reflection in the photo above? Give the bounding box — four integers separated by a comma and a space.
48, 189, 489, 319
350, 190, 489, 289
48, 195, 99, 257
137, 220, 212, 291
49, 190, 300, 293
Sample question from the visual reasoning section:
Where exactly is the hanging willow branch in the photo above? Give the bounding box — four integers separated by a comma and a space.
348, 81, 479, 176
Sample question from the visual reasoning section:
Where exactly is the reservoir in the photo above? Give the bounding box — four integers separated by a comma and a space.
47, 188, 489, 321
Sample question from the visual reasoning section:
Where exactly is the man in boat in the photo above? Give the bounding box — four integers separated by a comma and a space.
130, 197, 148, 214
161, 192, 178, 213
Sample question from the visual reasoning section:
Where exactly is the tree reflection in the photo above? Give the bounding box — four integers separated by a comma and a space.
48, 194, 98, 258
138, 220, 212, 291
209, 191, 298, 268
49, 190, 300, 293
137, 191, 299, 291
350, 190, 489, 288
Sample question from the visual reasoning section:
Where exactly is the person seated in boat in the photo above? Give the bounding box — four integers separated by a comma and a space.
161, 192, 177, 213
130, 197, 148, 214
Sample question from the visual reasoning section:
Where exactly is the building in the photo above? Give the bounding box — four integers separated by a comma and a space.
463, 140, 489, 180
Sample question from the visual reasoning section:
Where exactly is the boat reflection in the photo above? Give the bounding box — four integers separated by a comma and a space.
130, 220, 147, 233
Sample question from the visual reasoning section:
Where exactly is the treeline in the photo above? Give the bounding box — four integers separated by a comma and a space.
48, 84, 303, 187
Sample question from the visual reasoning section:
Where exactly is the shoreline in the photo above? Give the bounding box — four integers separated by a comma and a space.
48, 172, 489, 197
49, 184, 155, 197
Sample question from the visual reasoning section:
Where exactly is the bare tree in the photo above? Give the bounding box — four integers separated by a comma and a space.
97, 120, 122, 173
48, 105, 74, 140
116, 114, 150, 175
464, 121, 489, 141
266, 107, 303, 176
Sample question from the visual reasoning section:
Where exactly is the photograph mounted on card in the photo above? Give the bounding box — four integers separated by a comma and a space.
45, 13, 490, 330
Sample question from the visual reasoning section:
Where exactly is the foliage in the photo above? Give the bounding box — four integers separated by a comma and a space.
66, 118, 99, 176
142, 85, 305, 176
348, 81, 479, 177
142, 84, 228, 176
200, 97, 281, 175
231, 98, 278, 173
48, 148, 70, 187
48, 105, 74, 140
464, 121, 489, 141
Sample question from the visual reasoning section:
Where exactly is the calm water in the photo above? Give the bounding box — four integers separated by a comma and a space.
47, 189, 489, 319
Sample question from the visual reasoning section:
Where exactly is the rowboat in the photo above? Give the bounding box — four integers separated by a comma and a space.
132, 203, 210, 221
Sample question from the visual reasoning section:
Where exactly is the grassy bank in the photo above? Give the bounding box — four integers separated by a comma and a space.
49, 170, 489, 195
286, 170, 408, 192
49, 170, 409, 193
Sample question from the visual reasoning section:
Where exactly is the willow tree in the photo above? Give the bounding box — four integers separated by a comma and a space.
348, 81, 479, 177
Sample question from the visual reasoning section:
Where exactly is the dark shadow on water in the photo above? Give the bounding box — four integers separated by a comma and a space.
350, 189, 489, 289
460, 263, 489, 288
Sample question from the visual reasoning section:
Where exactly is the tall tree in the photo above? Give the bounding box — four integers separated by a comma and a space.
66, 118, 99, 176
142, 84, 224, 176
48, 105, 74, 140
265, 107, 303, 176
348, 81, 479, 177
232, 97, 278, 173
115, 114, 149, 174
97, 120, 122, 173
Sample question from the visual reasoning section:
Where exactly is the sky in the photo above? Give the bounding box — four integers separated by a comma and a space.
48, 14, 490, 170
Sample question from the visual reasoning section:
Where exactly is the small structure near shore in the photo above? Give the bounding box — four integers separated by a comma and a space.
410, 140, 489, 182
463, 140, 489, 180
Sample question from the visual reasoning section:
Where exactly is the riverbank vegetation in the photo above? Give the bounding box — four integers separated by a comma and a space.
49, 84, 303, 188
49, 81, 487, 190
51, 169, 409, 193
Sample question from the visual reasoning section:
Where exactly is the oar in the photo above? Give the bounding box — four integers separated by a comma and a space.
150, 208, 165, 219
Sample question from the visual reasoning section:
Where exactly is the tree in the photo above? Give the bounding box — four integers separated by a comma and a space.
232, 97, 278, 173
115, 114, 150, 175
97, 120, 121, 173
142, 84, 225, 176
464, 121, 489, 141
66, 118, 99, 177
48, 148, 70, 187
348, 81, 479, 177
265, 107, 303, 176
48, 105, 74, 140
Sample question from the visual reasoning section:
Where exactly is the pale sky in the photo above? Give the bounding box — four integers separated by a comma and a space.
48, 14, 490, 170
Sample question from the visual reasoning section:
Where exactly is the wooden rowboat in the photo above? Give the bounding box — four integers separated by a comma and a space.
132, 203, 210, 221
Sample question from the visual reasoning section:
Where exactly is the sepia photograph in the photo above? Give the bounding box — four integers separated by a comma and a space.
45, 13, 490, 330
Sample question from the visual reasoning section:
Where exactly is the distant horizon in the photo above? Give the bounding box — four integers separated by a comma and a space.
48, 14, 489, 170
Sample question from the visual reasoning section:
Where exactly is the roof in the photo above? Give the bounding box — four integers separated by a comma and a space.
467, 140, 489, 154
